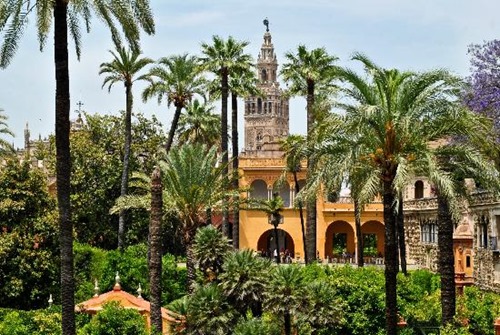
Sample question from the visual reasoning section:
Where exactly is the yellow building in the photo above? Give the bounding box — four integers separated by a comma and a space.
238, 25, 384, 262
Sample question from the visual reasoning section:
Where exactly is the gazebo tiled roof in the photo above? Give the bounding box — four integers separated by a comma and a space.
76, 280, 177, 334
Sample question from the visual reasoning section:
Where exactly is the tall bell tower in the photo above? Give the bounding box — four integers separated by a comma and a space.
243, 19, 289, 155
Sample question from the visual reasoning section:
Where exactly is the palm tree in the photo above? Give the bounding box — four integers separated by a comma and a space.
0, 109, 14, 157
429, 133, 500, 326
280, 134, 308, 264
0, 2, 154, 334
176, 99, 221, 147
297, 280, 345, 335
112, 144, 232, 290
281, 45, 339, 263
193, 225, 232, 283
148, 166, 163, 334
219, 249, 271, 318
199, 35, 253, 238
142, 53, 205, 152
186, 284, 238, 335
335, 53, 468, 335
229, 69, 260, 249
234, 318, 280, 335
264, 265, 304, 335
254, 193, 285, 263
309, 114, 377, 267
99, 46, 153, 249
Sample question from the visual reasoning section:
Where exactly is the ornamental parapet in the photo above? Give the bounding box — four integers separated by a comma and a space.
469, 191, 498, 207
404, 198, 438, 211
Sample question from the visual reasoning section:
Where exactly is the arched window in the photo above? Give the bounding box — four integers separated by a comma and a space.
261, 69, 268, 82
249, 180, 268, 200
414, 180, 424, 199
273, 181, 290, 207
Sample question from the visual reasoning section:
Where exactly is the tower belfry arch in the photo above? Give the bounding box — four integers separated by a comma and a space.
244, 20, 289, 155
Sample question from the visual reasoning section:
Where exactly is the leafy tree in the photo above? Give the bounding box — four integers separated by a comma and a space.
199, 35, 253, 238
464, 40, 500, 133
0, 1, 155, 332
176, 99, 221, 147
219, 249, 271, 317
43, 112, 165, 248
0, 108, 14, 157
334, 53, 466, 334
142, 53, 205, 152
281, 45, 339, 263
192, 225, 231, 283
0, 159, 59, 310
99, 46, 154, 249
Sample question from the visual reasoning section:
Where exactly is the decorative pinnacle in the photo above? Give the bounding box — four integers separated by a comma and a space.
94, 279, 99, 297
263, 18, 269, 32
137, 283, 143, 299
48, 294, 53, 306
114, 272, 121, 290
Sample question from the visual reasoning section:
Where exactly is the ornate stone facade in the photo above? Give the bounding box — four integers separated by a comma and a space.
404, 176, 500, 292
243, 27, 289, 155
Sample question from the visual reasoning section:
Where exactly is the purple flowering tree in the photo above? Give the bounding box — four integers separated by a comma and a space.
465, 40, 500, 133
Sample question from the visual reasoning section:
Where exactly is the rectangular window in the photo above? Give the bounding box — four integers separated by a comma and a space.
421, 220, 438, 244
363, 234, 377, 256
333, 233, 347, 255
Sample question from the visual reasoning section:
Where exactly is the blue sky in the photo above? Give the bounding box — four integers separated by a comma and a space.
1, 0, 500, 148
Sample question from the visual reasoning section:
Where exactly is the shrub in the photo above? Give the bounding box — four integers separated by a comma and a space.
78, 301, 148, 335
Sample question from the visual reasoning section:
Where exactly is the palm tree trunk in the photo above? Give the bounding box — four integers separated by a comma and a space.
293, 172, 307, 264
437, 194, 456, 326
185, 237, 196, 293
118, 83, 133, 249
305, 80, 316, 263
284, 311, 291, 335
231, 92, 239, 249
165, 105, 182, 152
383, 179, 398, 335
221, 67, 230, 238
54, 2, 75, 334
397, 193, 407, 275
273, 225, 281, 264
354, 199, 364, 267
149, 167, 163, 334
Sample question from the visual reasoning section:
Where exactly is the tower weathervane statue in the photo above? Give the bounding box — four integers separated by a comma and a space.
263, 18, 269, 32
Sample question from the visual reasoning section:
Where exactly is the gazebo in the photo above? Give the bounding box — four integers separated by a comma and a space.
75, 275, 178, 334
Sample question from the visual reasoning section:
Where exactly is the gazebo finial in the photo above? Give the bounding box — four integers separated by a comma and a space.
94, 279, 99, 297
137, 283, 143, 299
114, 272, 121, 290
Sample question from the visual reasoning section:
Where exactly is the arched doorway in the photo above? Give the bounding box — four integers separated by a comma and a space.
257, 229, 295, 257
325, 221, 355, 260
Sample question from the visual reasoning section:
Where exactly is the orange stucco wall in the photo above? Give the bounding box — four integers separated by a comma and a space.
238, 155, 385, 260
